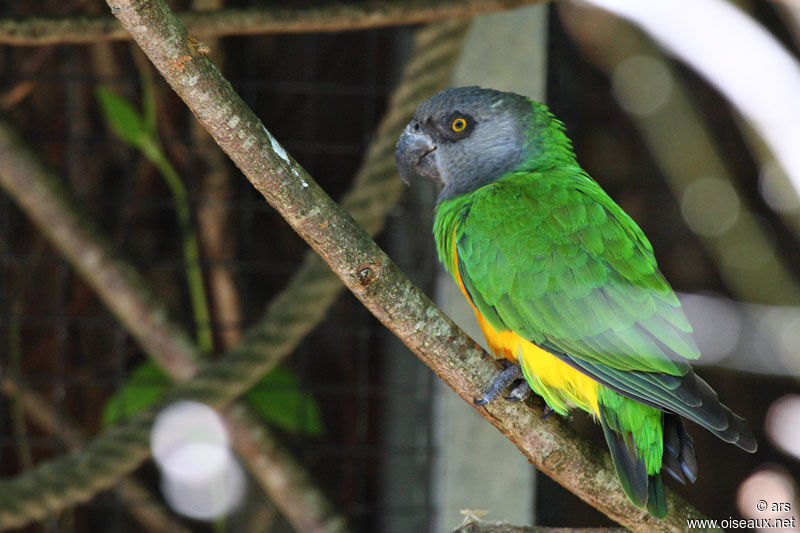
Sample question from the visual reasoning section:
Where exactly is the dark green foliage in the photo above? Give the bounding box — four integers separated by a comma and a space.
101, 360, 171, 427
245, 366, 324, 436
95, 86, 150, 149
103, 362, 323, 436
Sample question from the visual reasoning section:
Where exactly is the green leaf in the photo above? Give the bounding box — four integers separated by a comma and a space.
95, 86, 148, 148
246, 366, 324, 436
102, 362, 323, 436
101, 360, 170, 427
138, 69, 159, 139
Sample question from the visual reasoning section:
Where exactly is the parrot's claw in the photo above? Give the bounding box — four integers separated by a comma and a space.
505, 380, 531, 402
542, 405, 555, 419
474, 362, 523, 406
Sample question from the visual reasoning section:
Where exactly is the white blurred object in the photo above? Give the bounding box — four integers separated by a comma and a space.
678, 293, 741, 363
581, 0, 800, 203
766, 395, 800, 461
737, 466, 798, 531
759, 160, 800, 214
151, 401, 246, 520
160, 451, 246, 521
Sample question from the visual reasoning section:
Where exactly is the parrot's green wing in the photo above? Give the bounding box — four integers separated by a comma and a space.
452, 169, 755, 451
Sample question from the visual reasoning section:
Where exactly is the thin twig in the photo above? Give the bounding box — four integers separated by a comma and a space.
189, 0, 244, 350
137, 115, 216, 354
0, 129, 201, 380
0, 0, 546, 46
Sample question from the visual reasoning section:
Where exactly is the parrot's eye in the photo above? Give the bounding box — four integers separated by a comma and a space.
442, 113, 474, 140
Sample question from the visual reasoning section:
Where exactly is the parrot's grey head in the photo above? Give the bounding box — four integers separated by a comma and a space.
395, 86, 550, 200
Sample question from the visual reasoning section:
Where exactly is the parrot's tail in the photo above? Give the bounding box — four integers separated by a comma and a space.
661, 413, 698, 485
670, 369, 758, 453
597, 407, 700, 518
597, 405, 662, 517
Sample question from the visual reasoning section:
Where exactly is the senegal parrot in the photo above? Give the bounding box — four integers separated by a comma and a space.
394, 87, 756, 517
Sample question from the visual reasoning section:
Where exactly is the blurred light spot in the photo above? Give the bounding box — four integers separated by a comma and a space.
777, 314, 800, 376
161, 452, 245, 521
611, 55, 672, 116
678, 293, 741, 364
680, 178, 740, 237
738, 466, 797, 528
766, 395, 800, 460
754, 307, 800, 376
151, 401, 229, 463
151, 401, 245, 520
760, 160, 800, 214
581, 0, 800, 202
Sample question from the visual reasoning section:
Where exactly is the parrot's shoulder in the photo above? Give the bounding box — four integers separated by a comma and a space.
433, 192, 473, 274
453, 167, 647, 248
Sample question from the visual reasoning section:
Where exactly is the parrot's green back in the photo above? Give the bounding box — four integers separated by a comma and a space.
397, 87, 757, 518
434, 170, 682, 516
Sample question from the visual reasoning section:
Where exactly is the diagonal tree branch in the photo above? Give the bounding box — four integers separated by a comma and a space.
92, 1, 711, 531
0, 19, 468, 532
0, 0, 547, 46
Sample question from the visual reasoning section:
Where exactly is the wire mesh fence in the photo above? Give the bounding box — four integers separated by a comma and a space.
0, 17, 440, 532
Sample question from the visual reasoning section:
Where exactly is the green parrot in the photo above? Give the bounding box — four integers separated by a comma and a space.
395, 86, 756, 517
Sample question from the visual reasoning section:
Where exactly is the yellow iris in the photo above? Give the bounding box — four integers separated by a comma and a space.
451, 117, 467, 132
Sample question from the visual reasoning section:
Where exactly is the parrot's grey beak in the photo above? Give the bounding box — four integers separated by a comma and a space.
395, 121, 437, 185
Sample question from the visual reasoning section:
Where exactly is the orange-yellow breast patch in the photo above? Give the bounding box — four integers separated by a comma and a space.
451, 229, 600, 414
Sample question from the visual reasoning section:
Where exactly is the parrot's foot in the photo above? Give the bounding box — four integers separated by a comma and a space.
474, 363, 523, 406
542, 405, 555, 419
505, 380, 531, 402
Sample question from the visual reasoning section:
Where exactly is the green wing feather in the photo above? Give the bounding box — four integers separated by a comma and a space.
448, 168, 698, 371
438, 169, 756, 452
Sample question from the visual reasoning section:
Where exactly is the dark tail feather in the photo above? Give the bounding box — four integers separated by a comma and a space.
599, 406, 672, 518
682, 372, 758, 452
661, 414, 698, 484
553, 351, 758, 452
598, 407, 648, 509
647, 475, 667, 518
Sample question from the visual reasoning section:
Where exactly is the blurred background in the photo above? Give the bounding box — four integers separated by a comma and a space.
1, 0, 800, 531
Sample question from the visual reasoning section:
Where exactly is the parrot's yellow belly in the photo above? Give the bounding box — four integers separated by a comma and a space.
475, 311, 600, 414
451, 240, 600, 414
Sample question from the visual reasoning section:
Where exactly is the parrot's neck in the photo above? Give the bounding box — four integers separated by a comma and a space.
437, 104, 579, 202
515, 107, 579, 173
